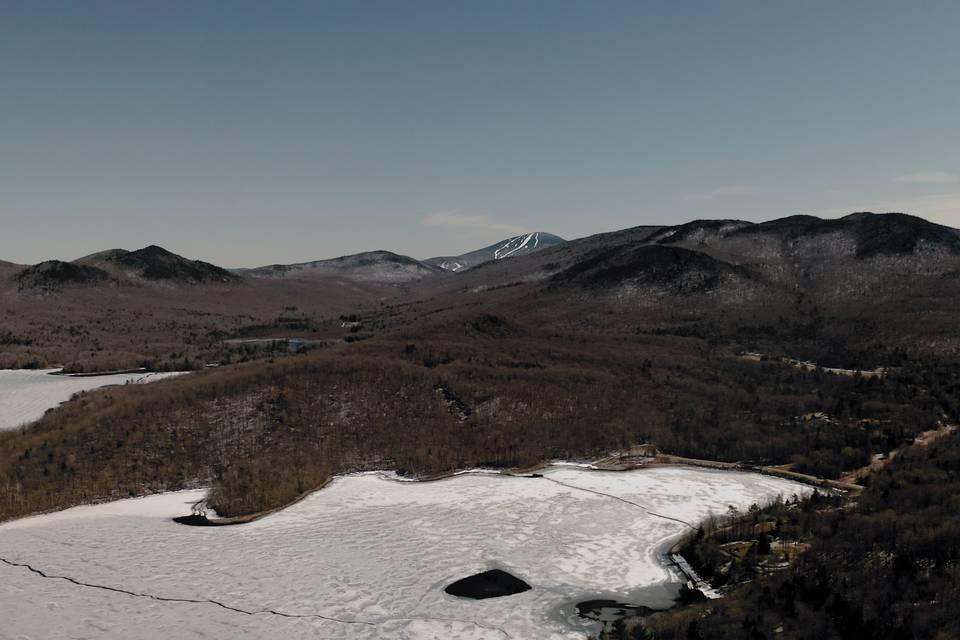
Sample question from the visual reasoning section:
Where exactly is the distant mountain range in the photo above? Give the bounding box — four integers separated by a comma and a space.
236, 231, 566, 282
7, 213, 960, 296
6, 230, 567, 291
3, 209, 960, 385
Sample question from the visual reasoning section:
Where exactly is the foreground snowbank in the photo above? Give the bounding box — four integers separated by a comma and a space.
0, 466, 809, 639
0, 368, 186, 431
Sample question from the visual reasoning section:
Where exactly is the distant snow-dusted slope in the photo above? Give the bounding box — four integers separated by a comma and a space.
0, 369, 186, 431
426, 232, 565, 272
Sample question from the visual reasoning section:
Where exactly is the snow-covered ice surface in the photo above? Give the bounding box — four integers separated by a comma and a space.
0, 466, 810, 639
0, 369, 186, 431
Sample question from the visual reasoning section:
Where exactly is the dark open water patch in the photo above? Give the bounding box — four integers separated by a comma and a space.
551, 582, 683, 635
445, 569, 532, 599
576, 599, 654, 623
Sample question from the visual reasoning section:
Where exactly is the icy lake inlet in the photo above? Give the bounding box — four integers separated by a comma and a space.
0, 466, 810, 639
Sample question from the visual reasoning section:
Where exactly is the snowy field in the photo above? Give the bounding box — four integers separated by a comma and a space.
0, 466, 810, 640
0, 368, 185, 431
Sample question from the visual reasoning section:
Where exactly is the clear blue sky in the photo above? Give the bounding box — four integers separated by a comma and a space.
2, 1, 959, 266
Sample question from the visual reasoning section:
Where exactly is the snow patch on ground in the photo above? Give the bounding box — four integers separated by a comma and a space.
0, 369, 186, 431
0, 466, 809, 639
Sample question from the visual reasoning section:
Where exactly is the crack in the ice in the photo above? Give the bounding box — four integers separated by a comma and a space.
538, 477, 696, 529
2, 557, 518, 637
0, 557, 376, 626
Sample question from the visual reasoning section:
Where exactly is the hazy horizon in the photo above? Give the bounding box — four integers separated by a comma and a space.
3, 1, 960, 266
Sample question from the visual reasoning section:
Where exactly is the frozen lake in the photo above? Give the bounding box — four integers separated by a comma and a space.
0, 466, 809, 639
0, 368, 185, 431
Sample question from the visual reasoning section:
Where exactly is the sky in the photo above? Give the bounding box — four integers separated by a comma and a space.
2, 1, 960, 267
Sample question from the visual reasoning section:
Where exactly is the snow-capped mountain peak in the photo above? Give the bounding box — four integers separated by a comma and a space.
427, 232, 565, 272
493, 232, 544, 260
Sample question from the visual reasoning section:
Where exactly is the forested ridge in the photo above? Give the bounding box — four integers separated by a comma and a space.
2, 321, 956, 521
643, 427, 960, 640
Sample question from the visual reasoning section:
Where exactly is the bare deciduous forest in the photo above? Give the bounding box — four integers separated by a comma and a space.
645, 427, 960, 640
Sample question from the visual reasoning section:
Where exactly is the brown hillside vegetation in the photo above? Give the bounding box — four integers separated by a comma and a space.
0, 269, 406, 371
2, 293, 957, 521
